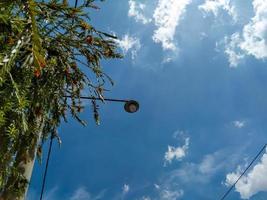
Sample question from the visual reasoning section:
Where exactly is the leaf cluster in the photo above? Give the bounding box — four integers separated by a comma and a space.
0, 0, 121, 196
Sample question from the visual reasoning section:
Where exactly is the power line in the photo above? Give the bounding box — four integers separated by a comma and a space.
39, 134, 54, 200
39, 1, 79, 199
219, 144, 267, 200
74, 0, 78, 8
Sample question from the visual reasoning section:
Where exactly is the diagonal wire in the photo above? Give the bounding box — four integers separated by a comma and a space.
75, 0, 78, 8
39, 134, 54, 200
39, 2, 79, 200
219, 144, 267, 200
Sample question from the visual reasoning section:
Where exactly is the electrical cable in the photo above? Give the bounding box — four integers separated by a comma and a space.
219, 144, 267, 200
39, 1, 79, 199
39, 134, 54, 200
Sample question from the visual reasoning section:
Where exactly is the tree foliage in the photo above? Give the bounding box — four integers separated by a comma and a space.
0, 0, 121, 197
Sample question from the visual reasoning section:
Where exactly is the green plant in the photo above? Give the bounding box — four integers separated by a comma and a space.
0, 0, 121, 198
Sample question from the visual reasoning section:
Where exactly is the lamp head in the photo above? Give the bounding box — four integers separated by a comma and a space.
124, 100, 139, 113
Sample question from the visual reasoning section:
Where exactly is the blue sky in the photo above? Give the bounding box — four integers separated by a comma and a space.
28, 0, 267, 199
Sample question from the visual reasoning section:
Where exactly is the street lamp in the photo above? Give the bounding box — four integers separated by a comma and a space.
124, 100, 139, 113
64, 96, 140, 113
39, 95, 139, 200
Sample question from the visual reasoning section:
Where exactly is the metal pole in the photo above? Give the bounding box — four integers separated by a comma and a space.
63, 96, 139, 113
63, 95, 129, 103
0, 117, 44, 200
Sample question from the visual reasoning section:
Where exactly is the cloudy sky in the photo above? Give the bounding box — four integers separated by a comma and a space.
28, 0, 267, 199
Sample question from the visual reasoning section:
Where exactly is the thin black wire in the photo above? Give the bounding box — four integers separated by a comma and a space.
219, 144, 267, 200
39, 134, 54, 200
74, 0, 78, 8
39, 1, 79, 199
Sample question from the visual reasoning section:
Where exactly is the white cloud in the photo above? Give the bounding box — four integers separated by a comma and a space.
152, 181, 184, 200
28, 187, 59, 200
128, 0, 152, 24
140, 183, 183, 200
156, 148, 238, 200
152, 0, 192, 51
30, 186, 105, 200
239, 0, 267, 59
160, 189, 184, 200
172, 130, 187, 139
224, 33, 245, 67
140, 196, 151, 200
233, 120, 245, 128
154, 148, 244, 199
165, 148, 243, 187
122, 184, 130, 195
225, 148, 267, 199
118, 184, 130, 200
69, 187, 106, 200
200, 32, 208, 40
164, 137, 190, 165
70, 187, 91, 200
43, 187, 58, 200
199, 154, 221, 174
199, 0, 237, 21
115, 34, 141, 59
154, 184, 160, 189
224, 0, 267, 66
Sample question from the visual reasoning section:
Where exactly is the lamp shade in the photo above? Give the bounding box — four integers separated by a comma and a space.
124, 100, 139, 113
